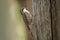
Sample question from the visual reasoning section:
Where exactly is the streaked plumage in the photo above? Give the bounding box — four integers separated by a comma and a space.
21, 8, 32, 30
20, 8, 33, 37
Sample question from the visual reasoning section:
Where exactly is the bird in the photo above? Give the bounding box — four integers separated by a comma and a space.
20, 8, 33, 37
20, 8, 32, 30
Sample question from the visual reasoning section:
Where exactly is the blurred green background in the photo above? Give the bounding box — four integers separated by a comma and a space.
0, 0, 27, 40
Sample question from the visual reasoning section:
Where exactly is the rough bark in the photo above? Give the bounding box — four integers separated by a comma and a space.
32, 0, 52, 40
56, 0, 60, 40
50, 0, 58, 40
51, 0, 60, 40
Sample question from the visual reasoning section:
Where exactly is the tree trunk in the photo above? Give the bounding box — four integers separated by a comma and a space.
32, 0, 52, 40
51, 0, 60, 40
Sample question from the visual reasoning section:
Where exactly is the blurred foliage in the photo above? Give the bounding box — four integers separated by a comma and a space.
16, 2, 27, 40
